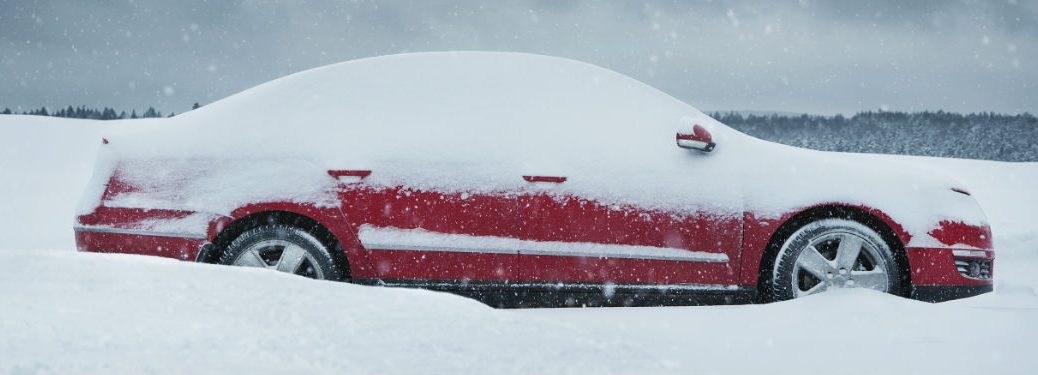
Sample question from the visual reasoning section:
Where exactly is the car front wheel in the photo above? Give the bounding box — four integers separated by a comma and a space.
770, 218, 900, 301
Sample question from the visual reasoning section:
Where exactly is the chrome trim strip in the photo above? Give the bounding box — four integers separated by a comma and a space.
364, 243, 517, 255
951, 249, 990, 258
363, 243, 727, 263
517, 248, 727, 263
377, 280, 741, 291
73, 225, 207, 240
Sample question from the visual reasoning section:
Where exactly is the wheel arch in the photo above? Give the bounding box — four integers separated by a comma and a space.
754, 205, 913, 301
200, 208, 353, 280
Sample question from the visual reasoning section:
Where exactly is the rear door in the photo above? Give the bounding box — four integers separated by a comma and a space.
335, 169, 519, 284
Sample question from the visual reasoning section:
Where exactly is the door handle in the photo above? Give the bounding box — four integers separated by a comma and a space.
329, 170, 371, 184
523, 175, 567, 183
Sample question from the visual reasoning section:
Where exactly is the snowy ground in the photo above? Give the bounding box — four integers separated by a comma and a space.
2, 116, 1037, 374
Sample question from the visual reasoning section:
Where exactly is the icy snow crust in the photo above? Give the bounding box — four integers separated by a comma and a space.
95, 52, 986, 247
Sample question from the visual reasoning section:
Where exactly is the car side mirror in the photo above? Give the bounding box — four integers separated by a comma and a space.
676, 124, 716, 152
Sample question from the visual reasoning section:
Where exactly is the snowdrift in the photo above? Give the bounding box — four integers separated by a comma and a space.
0, 250, 672, 374
1, 249, 1036, 374
1, 113, 1037, 374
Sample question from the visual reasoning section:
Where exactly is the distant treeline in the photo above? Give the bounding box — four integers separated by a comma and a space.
0, 103, 201, 120
712, 111, 1037, 162
1, 105, 1034, 161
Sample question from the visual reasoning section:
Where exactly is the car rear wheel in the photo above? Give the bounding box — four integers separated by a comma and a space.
770, 218, 899, 301
219, 225, 343, 280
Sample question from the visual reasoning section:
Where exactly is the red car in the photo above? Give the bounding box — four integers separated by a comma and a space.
74, 52, 993, 307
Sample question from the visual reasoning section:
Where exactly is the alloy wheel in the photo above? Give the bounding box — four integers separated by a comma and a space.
231, 239, 326, 279
791, 231, 890, 297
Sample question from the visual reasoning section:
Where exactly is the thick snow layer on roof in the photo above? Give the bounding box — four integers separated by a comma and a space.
112, 52, 717, 165
101, 52, 748, 217
96, 52, 988, 245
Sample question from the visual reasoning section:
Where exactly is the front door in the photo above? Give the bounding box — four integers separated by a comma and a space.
516, 176, 742, 287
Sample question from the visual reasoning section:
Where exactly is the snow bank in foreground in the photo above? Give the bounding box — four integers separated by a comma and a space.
1, 249, 1036, 375
0, 250, 668, 375
2, 115, 1037, 374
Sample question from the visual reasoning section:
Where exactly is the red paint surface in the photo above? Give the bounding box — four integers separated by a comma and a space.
368, 251, 516, 281
75, 166, 994, 291
338, 184, 519, 280
928, 220, 993, 249
519, 255, 731, 284
906, 247, 993, 286
518, 192, 740, 284
77, 206, 196, 228
676, 124, 713, 144
75, 231, 205, 261
99, 169, 139, 202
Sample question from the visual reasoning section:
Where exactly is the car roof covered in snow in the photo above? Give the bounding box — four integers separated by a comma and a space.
91, 52, 985, 248
108, 51, 730, 166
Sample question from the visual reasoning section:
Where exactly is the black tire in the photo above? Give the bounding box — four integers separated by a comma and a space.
218, 224, 345, 281
769, 218, 900, 301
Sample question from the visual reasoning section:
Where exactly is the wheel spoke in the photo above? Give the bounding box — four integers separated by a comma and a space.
796, 245, 834, 281
276, 245, 307, 274
834, 234, 863, 270
800, 281, 828, 296
234, 250, 267, 268
851, 270, 888, 291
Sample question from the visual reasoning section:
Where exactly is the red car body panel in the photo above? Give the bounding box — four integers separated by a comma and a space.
76, 164, 994, 305
928, 220, 993, 249
517, 191, 740, 284
77, 206, 196, 229
906, 248, 993, 285
338, 184, 519, 281
76, 207, 206, 260
369, 251, 517, 281
516, 256, 732, 285
75, 230, 205, 261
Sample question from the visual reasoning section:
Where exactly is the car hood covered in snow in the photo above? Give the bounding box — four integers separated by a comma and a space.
86, 52, 988, 248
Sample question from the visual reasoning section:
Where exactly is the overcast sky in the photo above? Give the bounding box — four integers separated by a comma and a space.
1, 0, 1035, 115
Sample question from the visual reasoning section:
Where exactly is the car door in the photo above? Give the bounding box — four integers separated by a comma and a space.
516, 186, 740, 286
514, 126, 743, 287
334, 169, 519, 284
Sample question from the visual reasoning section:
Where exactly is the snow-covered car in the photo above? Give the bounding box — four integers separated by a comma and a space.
74, 52, 993, 306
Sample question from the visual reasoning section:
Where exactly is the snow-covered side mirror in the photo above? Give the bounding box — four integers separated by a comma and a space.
676, 124, 716, 152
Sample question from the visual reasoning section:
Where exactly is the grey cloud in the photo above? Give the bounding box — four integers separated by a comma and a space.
0, 0, 1034, 115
